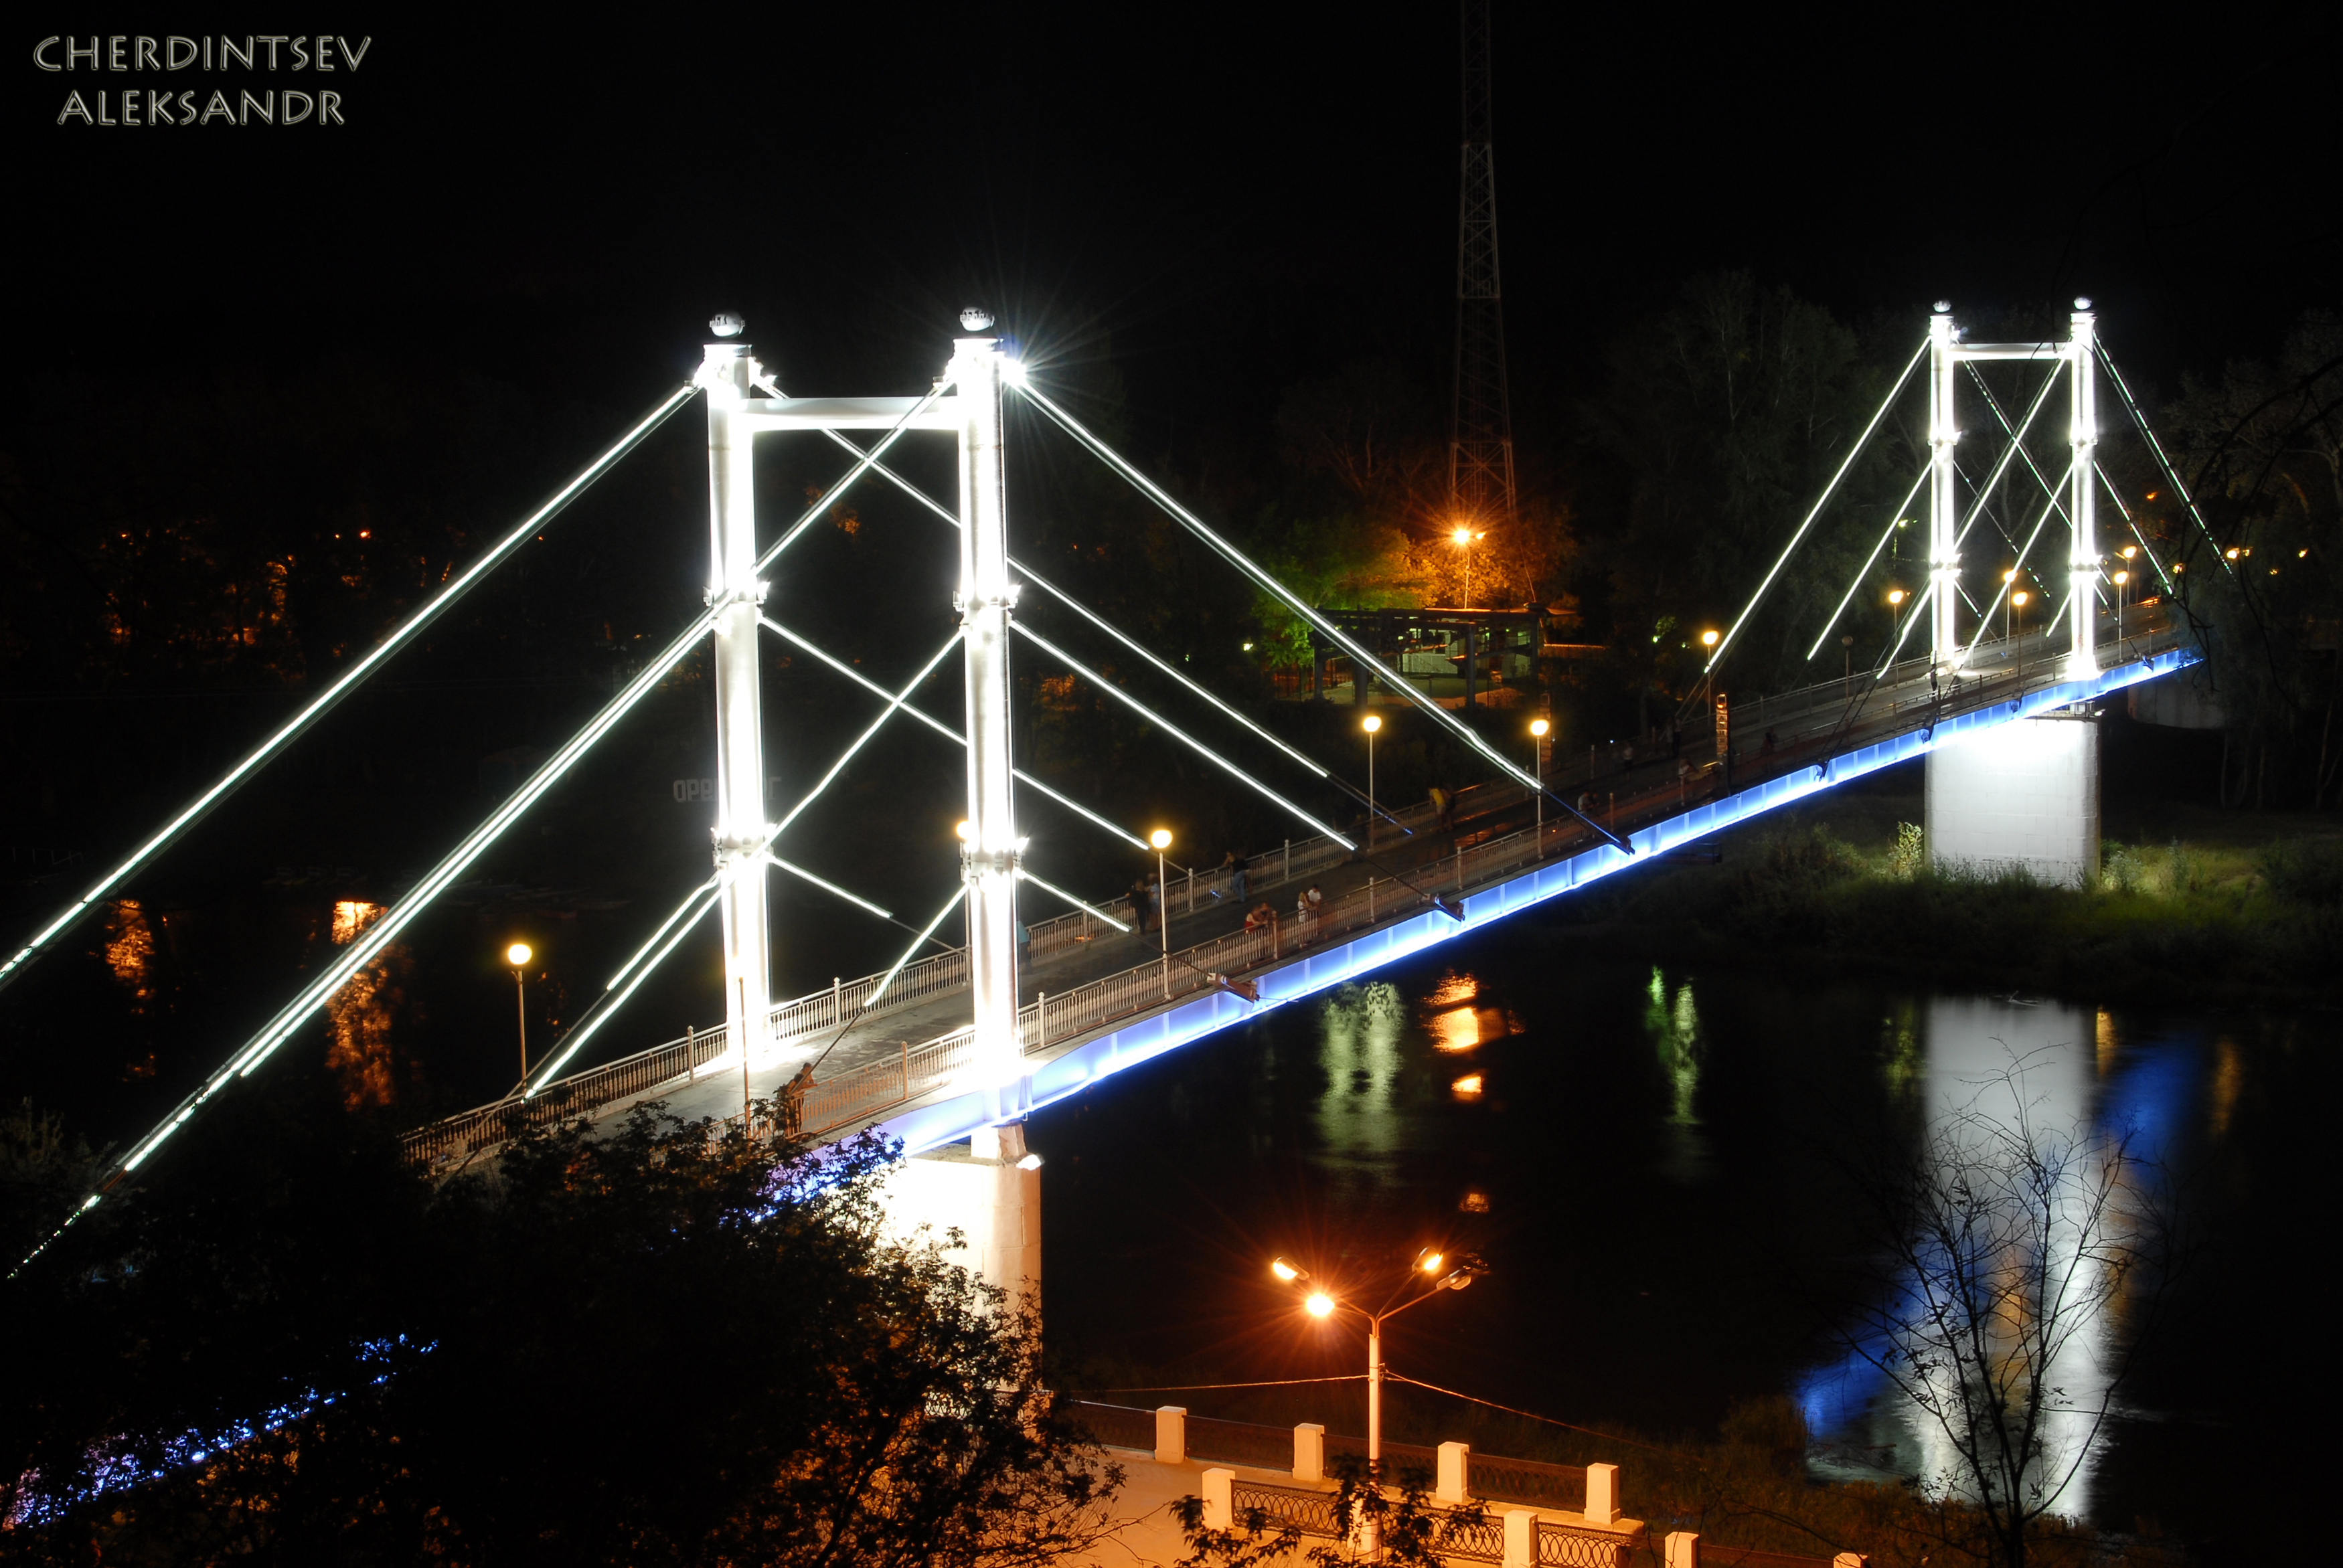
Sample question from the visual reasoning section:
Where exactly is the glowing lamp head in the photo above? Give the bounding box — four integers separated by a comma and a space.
955, 820, 973, 842
2012, 591, 2029, 607
2122, 545, 2138, 559
1362, 715, 1382, 734
1888, 589, 1907, 606
959, 307, 995, 333
505, 942, 532, 968
1700, 629, 1719, 648
709, 312, 744, 338
1934, 300, 1953, 314
1530, 719, 1549, 737
2226, 547, 2241, 561
1149, 829, 1173, 851
1415, 1247, 1445, 1274
2113, 570, 2129, 586
1451, 527, 1473, 546
1271, 1256, 1304, 1282
1304, 1292, 1336, 1318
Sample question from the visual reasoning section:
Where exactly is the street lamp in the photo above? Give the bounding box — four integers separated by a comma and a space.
1362, 715, 1381, 851
1528, 719, 1549, 837
1268, 1248, 1488, 1486
505, 942, 533, 1082
2112, 570, 2129, 642
1450, 526, 1486, 610
2011, 589, 2030, 642
1149, 829, 1172, 998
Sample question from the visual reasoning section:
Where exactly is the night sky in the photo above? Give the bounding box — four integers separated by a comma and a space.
18, 6, 2334, 426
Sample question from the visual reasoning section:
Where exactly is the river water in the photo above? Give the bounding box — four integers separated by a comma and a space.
1030, 925, 2331, 1565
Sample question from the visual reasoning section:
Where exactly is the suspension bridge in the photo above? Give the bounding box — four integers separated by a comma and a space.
6, 302, 2214, 1282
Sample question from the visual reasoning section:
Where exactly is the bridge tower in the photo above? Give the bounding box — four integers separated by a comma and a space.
702, 331, 775, 1066
1923, 302, 2106, 887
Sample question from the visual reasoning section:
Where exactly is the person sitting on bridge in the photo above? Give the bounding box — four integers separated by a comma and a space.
781, 1062, 814, 1138
1244, 902, 1275, 934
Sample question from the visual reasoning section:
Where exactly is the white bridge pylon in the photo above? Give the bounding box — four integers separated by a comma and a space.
695, 323, 1030, 1102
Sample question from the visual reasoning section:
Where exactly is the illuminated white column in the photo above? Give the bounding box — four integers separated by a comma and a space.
700, 335, 773, 1065
951, 335, 1022, 1090
1929, 306, 1961, 672
2066, 303, 2099, 677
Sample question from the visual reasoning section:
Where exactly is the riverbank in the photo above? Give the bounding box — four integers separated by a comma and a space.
1553, 788, 2343, 1007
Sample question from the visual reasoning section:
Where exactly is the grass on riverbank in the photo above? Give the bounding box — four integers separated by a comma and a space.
1558, 802, 2343, 1006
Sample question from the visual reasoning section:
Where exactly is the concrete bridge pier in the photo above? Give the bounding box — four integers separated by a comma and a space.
882, 1120, 1042, 1310
1925, 706, 2099, 887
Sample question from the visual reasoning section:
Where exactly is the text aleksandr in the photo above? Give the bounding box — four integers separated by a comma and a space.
36, 35, 372, 128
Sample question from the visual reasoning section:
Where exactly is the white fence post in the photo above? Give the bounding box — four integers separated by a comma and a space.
1436, 1441, 1469, 1504
1502, 1509, 1537, 1568
1665, 1532, 1699, 1568
1155, 1405, 1187, 1465
1585, 1462, 1621, 1525
1202, 1467, 1234, 1529
1293, 1423, 1324, 1482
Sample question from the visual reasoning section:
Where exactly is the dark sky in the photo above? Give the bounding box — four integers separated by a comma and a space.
16, 4, 2336, 444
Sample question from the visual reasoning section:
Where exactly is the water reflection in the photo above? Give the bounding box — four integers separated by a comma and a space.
324, 900, 409, 1110
1803, 994, 2191, 1522
1313, 980, 1408, 1182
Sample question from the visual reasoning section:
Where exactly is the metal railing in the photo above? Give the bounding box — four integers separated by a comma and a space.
1188, 1413, 1303, 1472
1469, 1453, 1587, 1511
1229, 1477, 1344, 1537
1063, 1400, 1156, 1452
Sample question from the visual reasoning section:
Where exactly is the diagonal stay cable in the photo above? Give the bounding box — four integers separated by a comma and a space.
1706, 336, 1929, 675
1961, 460, 2077, 668
819, 430, 1411, 837
525, 874, 726, 1096
1014, 622, 1355, 846
1015, 382, 1628, 853
2094, 466, 2176, 596
0, 381, 701, 996
2095, 341, 2230, 576
1965, 363, 2077, 533
758, 616, 1147, 852
803, 886, 967, 1076
1013, 867, 1132, 932
19, 598, 726, 1275
1805, 457, 1933, 661
769, 629, 963, 840
1951, 361, 2069, 557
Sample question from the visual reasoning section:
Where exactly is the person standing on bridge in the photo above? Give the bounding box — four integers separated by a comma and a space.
1222, 849, 1246, 905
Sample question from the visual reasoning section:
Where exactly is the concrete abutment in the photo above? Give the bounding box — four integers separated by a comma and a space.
1925, 706, 2099, 887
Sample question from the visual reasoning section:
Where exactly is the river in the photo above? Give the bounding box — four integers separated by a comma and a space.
1030, 924, 2331, 1565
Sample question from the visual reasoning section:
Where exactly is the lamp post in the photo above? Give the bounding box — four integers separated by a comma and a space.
1698, 628, 1719, 712
505, 942, 533, 1083
2012, 589, 2030, 644
1150, 829, 1172, 998
1362, 715, 1381, 852
2112, 570, 2129, 644
1450, 526, 1485, 611
1841, 634, 1854, 695
1269, 1249, 1487, 1490
2002, 570, 2018, 646
1528, 719, 1549, 838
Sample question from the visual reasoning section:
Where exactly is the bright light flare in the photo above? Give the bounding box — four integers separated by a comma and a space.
1362, 715, 1382, 734
1304, 1292, 1336, 1318
505, 942, 532, 968
1700, 630, 1719, 648
1887, 588, 1907, 606
1271, 1257, 1303, 1282
1529, 719, 1548, 737
1149, 829, 1173, 850
1417, 1247, 1445, 1274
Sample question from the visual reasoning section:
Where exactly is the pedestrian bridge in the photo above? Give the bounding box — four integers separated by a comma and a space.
402, 608, 2196, 1175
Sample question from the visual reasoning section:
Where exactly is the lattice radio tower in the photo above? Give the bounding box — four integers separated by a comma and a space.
1449, 0, 1517, 535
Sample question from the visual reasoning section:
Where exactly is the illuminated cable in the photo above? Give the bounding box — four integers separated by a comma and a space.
0, 381, 702, 996
1959, 461, 2075, 667
1014, 622, 1355, 847
1014, 383, 1625, 850
1707, 336, 1929, 673
70, 598, 722, 1227
802, 885, 971, 1078
2095, 342, 2229, 574
755, 382, 954, 575
761, 853, 892, 920
1013, 867, 1133, 932
1874, 582, 1936, 676
768, 629, 963, 839
1805, 459, 1933, 660
760, 616, 1148, 851
528, 878, 725, 1094
1963, 363, 2076, 532
604, 871, 724, 990
1950, 361, 2068, 555
2094, 466, 2176, 596
819, 428, 1331, 780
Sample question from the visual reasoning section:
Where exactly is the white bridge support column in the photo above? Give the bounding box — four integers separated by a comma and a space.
882, 1122, 1042, 1307
1929, 306, 1961, 674
1926, 709, 2101, 887
2066, 304, 2099, 678
701, 337, 773, 1066
952, 335, 1022, 1100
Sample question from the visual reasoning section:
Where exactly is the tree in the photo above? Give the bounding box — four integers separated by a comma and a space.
1174, 1456, 1485, 1568
0, 1086, 1121, 1566
1830, 1058, 2174, 1568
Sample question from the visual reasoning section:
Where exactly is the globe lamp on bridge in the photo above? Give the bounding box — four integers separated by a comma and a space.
1148, 830, 1173, 994
1267, 1247, 1488, 1483
1528, 719, 1550, 834
1361, 715, 1382, 849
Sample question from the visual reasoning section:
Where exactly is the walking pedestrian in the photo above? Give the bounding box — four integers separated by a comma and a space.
1222, 849, 1246, 904
1427, 784, 1449, 833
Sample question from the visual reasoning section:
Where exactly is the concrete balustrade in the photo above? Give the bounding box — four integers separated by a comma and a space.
1155, 1405, 1186, 1465
1666, 1531, 1699, 1568
1585, 1461, 1621, 1525
1437, 1441, 1470, 1503
1502, 1508, 1538, 1567
1202, 1467, 1234, 1529
1293, 1421, 1325, 1482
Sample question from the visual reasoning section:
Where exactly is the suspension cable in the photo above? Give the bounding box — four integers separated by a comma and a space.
525, 875, 726, 1096
0, 381, 702, 997
769, 629, 963, 839
1804, 458, 1932, 661
2095, 341, 2230, 574
1959, 460, 2077, 667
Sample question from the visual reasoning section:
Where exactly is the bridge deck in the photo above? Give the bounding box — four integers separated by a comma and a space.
404, 610, 2192, 1172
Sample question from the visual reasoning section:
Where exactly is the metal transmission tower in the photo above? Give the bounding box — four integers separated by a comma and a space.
1449, 0, 1516, 537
